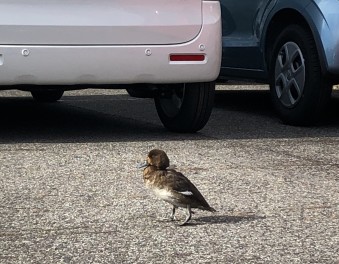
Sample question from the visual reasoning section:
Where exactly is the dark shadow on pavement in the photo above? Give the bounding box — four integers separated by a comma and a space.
1, 89, 339, 144
0, 95, 206, 144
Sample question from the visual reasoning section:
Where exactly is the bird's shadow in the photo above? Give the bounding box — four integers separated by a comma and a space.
185, 214, 266, 226
151, 212, 266, 227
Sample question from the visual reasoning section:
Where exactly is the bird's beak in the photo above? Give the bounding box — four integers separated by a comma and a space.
137, 161, 148, 169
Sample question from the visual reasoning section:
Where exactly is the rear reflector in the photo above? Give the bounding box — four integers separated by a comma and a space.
170, 54, 205, 62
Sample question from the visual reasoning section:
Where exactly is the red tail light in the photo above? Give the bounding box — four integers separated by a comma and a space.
170, 54, 205, 62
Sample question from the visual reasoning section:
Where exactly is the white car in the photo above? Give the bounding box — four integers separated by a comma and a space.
0, 0, 221, 132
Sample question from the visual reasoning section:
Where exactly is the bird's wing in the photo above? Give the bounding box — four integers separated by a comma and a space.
165, 170, 211, 209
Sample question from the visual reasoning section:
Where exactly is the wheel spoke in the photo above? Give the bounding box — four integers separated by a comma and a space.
289, 79, 302, 104
275, 73, 287, 98
280, 81, 293, 106
291, 52, 305, 91
277, 45, 289, 71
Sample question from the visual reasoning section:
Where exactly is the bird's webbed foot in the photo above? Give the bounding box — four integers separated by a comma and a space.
179, 205, 192, 226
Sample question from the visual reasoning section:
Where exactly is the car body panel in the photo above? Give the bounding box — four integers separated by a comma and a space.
0, 1, 221, 85
219, 0, 339, 83
305, 0, 339, 75
0, 0, 203, 45
221, 0, 270, 70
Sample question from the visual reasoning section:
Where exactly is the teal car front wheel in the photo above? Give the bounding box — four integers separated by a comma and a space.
269, 24, 332, 125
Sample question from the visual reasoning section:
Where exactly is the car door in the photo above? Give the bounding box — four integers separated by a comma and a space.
0, 0, 203, 45
220, 0, 274, 73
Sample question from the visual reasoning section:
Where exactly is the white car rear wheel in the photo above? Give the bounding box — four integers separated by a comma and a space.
154, 82, 215, 133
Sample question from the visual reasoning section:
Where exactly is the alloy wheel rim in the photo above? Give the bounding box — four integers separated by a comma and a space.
274, 41, 306, 108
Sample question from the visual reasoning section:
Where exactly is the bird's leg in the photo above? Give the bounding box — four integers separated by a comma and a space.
170, 205, 177, 221
179, 205, 192, 226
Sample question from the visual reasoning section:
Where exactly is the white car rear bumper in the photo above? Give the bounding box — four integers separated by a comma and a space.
0, 1, 221, 86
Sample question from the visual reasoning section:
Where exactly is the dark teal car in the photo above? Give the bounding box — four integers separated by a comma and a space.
219, 0, 339, 125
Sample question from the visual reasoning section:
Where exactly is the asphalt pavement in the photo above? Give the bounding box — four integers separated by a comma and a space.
0, 84, 338, 263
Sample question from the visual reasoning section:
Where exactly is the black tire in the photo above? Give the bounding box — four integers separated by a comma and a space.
269, 24, 332, 125
154, 82, 215, 133
31, 90, 64, 103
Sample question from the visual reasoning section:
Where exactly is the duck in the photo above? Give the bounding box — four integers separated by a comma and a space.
139, 149, 215, 225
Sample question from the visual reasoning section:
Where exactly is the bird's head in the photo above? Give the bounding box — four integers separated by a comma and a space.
138, 149, 170, 170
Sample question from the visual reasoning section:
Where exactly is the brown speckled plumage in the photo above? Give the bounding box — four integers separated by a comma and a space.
140, 149, 215, 225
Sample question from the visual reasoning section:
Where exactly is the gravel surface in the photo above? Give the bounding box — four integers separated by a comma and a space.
1, 86, 339, 263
